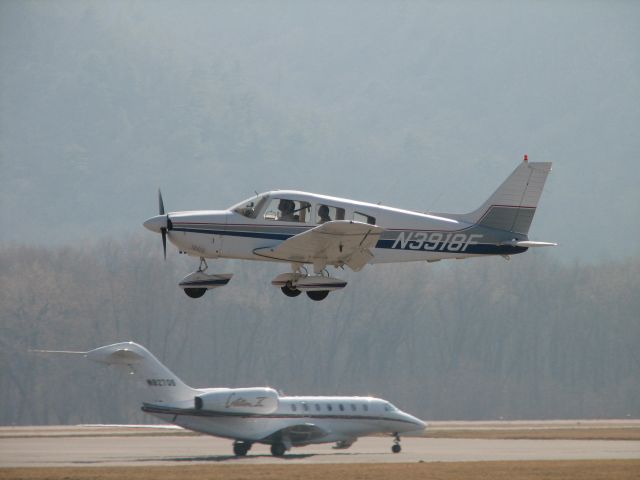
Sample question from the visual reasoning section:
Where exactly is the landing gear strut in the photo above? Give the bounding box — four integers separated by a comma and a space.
391, 432, 401, 453
233, 440, 252, 456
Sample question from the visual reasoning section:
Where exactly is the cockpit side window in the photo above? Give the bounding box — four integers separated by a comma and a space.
353, 212, 376, 225
264, 198, 311, 223
316, 204, 345, 224
233, 195, 268, 219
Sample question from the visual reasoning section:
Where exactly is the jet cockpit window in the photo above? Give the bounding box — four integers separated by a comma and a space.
316, 204, 345, 224
264, 198, 311, 223
384, 402, 398, 412
232, 195, 268, 219
353, 212, 376, 225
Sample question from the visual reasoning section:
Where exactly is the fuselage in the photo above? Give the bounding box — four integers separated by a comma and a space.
153, 190, 527, 266
143, 393, 425, 446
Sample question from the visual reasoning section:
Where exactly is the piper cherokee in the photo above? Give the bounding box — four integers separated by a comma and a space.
143, 156, 555, 301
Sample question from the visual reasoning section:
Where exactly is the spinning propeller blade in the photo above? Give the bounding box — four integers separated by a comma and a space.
158, 189, 165, 216
159, 189, 167, 260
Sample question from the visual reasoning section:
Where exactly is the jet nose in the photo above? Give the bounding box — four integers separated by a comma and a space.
402, 413, 427, 433
143, 214, 167, 234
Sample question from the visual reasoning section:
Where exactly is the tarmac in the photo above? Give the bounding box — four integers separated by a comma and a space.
2, 422, 640, 467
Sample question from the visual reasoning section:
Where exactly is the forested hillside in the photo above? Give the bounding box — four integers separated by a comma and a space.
1, 239, 638, 425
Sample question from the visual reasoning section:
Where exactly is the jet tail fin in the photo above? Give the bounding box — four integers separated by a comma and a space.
456, 159, 552, 235
34, 342, 197, 405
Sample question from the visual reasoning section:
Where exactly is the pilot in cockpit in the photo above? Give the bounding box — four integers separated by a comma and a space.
278, 199, 296, 221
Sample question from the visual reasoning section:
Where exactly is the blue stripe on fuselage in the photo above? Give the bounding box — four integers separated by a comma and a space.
172, 225, 526, 256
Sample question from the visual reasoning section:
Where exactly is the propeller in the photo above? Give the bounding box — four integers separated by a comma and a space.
158, 189, 167, 260
143, 189, 174, 259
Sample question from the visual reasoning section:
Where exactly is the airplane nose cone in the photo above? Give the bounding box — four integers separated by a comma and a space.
143, 215, 167, 233
402, 414, 427, 433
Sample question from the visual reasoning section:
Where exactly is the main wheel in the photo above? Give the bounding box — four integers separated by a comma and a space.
184, 288, 207, 298
281, 284, 302, 297
233, 441, 251, 456
307, 290, 330, 301
270, 442, 286, 457
391, 443, 401, 453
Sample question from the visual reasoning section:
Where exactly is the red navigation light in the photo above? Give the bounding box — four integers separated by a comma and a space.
524, 154, 528, 162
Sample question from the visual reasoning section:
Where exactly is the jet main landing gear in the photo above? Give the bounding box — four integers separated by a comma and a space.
270, 442, 287, 457
233, 440, 252, 456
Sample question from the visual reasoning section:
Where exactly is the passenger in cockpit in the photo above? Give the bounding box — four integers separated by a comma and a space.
318, 205, 332, 224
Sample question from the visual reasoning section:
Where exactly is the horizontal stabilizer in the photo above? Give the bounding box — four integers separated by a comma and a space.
505, 240, 558, 248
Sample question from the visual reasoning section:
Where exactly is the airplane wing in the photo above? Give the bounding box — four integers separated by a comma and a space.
260, 423, 330, 446
253, 220, 385, 272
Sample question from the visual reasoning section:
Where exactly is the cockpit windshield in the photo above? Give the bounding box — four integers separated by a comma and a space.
383, 402, 398, 412
231, 194, 268, 219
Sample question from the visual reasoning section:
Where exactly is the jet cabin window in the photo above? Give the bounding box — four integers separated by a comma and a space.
316, 204, 345, 224
264, 198, 311, 223
353, 212, 376, 225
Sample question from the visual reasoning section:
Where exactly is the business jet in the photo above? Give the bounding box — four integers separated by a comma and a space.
35, 342, 426, 456
144, 156, 554, 300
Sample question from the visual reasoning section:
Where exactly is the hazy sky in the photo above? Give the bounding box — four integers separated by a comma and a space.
1, 1, 638, 260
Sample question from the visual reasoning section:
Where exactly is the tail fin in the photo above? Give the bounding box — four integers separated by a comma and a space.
86, 342, 197, 404
459, 159, 552, 235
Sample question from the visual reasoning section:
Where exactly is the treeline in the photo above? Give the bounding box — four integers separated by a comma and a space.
1, 238, 638, 425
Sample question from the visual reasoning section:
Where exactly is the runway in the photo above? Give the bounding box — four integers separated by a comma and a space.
2, 424, 640, 468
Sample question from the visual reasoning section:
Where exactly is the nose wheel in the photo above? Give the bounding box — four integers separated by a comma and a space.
391, 433, 401, 453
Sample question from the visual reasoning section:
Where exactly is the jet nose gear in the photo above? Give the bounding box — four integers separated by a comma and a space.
391, 433, 402, 453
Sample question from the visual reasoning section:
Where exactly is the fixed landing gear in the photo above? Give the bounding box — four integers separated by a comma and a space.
272, 267, 346, 301
184, 287, 207, 298
233, 440, 252, 456
306, 290, 330, 301
281, 283, 302, 297
179, 257, 233, 298
270, 442, 287, 457
391, 432, 401, 453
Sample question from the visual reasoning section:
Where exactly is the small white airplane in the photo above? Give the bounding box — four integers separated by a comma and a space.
144, 156, 555, 300
35, 342, 426, 456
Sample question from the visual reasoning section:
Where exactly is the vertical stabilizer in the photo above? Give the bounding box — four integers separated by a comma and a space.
86, 342, 197, 404
459, 160, 552, 235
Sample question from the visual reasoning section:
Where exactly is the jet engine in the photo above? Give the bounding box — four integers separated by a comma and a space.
194, 388, 279, 414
